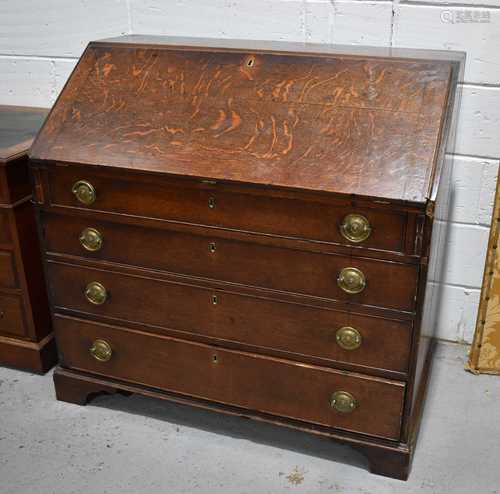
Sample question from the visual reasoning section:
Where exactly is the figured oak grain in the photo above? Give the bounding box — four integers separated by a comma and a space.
31, 41, 455, 203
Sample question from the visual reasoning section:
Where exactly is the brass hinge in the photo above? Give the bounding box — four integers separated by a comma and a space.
425, 201, 435, 219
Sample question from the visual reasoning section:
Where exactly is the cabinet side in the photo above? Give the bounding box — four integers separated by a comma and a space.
407, 58, 464, 445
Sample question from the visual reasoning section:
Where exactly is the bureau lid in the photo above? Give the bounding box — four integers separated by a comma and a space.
0, 106, 48, 163
30, 35, 462, 204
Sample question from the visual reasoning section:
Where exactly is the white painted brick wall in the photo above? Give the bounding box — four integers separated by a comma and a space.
456, 85, 500, 158
0, 0, 498, 343
0, 0, 129, 58
394, 4, 500, 85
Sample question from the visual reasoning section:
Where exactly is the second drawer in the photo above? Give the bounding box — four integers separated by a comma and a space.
47, 261, 412, 374
44, 214, 419, 312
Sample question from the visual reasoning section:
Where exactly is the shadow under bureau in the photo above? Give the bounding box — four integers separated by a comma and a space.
29, 35, 463, 480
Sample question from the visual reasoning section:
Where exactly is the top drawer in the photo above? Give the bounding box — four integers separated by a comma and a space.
46, 166, 411, 254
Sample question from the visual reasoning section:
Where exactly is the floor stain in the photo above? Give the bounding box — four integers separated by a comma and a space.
286, 466, 305, 486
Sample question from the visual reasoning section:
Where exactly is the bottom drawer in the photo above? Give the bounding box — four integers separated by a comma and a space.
55, 315, 405, 440
0, 293, 26, 337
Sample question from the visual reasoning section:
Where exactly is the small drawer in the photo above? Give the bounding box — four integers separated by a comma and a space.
0, 251, 18, 288
0, 293, 26, 337
55, 315, 406, 440
44, 215, 419, 312
48, 166, 409, 253
47, 262, 412, 374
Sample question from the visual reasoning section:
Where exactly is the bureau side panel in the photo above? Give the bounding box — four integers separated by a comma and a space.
405, 61, 463, 443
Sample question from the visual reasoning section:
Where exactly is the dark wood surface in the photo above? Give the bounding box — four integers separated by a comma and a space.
0, 105, 54, 373
46, 260, 412, 376
43, 216, 419, 312
30, 37, 459, 204
53, 364, 413, 480
46, 165, 412, 255
30, 36, 463, 479
55, 314, 406, 441
0, 106, 48, 161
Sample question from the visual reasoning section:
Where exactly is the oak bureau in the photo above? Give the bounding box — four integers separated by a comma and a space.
0, 105, 55, 373
29, 35, 463, 479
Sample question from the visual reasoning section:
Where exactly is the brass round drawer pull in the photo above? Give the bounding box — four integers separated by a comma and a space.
340, 214, 371, 243
89, 339, 112, 362
336, 326, 362, 351
330, 391, 358, 413
72, 180, 96, 205
79, 227, 103, 252
84, 281, 108, 305
337, 267, 366, 294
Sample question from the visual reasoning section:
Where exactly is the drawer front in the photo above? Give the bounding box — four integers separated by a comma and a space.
0, 293, 26, 337
0, 251, 17, 288
44, 215, 418, 312
55, 315, 405, 440
48, 166, 408, 253
47, 262, 412, 374
0, 211, 12, 245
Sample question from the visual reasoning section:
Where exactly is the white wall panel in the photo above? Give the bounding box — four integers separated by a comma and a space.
305, 1, 392, 45
332, 1, 392, 45
0, 57, 55, 106
439, 222, 490, 287
0, 0, 129, 58
394, 4, 500, 85
455, 86, 500, 159
437, 156, 499, 225
425, 282, 481, 342
131, 0, 305, 41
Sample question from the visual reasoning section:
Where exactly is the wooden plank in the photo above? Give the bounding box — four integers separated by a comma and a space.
468, 168, 500, 374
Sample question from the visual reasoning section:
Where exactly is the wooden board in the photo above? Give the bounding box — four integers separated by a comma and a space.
30, 35, 459, 205
468, 168, 500, 375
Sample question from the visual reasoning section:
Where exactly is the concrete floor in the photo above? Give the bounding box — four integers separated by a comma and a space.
0, 341, 498, 494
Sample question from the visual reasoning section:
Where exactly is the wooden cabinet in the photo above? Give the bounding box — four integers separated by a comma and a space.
0, 105, 55, 373
30, 36, 463, 479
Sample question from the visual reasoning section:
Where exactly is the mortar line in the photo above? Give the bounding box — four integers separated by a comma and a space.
0, 53, 78, 62
451, 152, 500, 162
400, 0, 500, 8
428, 280, 482, 291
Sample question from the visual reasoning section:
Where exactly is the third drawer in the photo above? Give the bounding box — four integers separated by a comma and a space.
47, 261, 412, 375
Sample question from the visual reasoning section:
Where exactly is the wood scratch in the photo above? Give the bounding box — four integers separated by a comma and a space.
215, 110, 241, 137
210, 110, 227, 130
122, 129, 159, 138
263, 115, 278, 158
164, 126, 185, 136
281, 120, 293, 155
